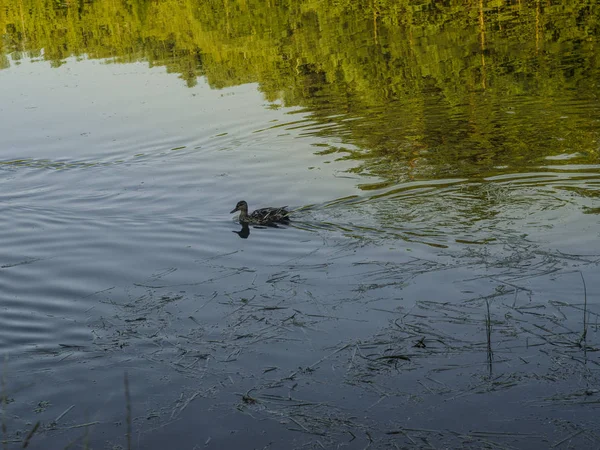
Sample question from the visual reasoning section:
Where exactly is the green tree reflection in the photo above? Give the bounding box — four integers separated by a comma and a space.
1, 0, 598, 185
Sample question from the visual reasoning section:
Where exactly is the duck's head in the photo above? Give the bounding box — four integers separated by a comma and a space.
230, 200, 248, 214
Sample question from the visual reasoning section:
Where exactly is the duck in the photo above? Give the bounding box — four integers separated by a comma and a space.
230, 200, 290, 225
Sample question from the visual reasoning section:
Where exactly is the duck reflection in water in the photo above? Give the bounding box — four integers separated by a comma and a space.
233, 223, 250, 239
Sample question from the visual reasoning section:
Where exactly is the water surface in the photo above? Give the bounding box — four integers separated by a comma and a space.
1, 1, 599, 449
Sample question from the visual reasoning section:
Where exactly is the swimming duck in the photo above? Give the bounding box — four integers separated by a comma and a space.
230, 200, 290, 225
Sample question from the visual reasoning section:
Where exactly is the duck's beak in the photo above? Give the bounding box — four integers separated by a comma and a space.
230, 206, 239, 213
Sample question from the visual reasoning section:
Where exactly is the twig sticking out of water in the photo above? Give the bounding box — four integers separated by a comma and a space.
579, 272, 588, 349
485, 300, 493, 377
1, 356, 7, 450
124, 372, 132, 450
21, 421, 40, 448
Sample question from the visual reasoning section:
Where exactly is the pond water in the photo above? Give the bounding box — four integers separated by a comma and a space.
1, 1, 599, 449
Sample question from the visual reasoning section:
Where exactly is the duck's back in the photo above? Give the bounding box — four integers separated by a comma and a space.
250, 206, 289, 223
